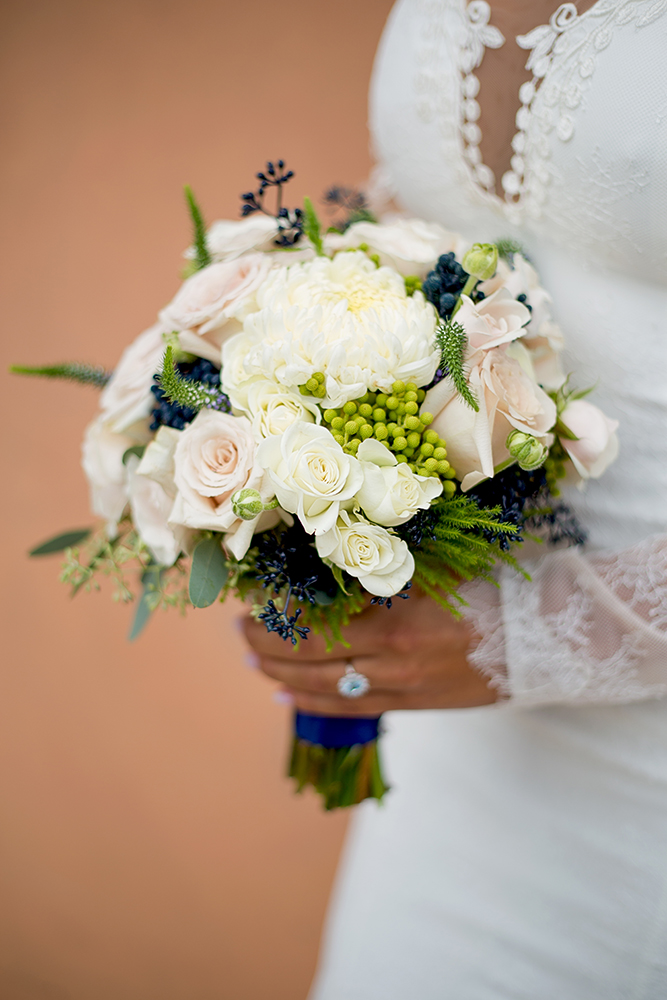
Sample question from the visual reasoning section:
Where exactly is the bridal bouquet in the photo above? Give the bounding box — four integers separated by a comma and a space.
14, 162, 619, 809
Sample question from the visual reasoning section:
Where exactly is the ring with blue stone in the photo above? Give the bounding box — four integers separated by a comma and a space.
337, 661, 371, 699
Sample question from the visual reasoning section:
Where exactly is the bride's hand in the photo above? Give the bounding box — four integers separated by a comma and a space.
241, 590, 498, 715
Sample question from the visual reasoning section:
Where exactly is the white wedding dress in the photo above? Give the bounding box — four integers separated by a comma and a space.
310, 3, 667, 998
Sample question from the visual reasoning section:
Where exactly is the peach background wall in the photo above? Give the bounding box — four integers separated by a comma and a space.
0, 2, 394, 997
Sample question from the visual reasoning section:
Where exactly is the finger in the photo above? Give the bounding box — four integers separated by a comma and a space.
258, 654, 420, 695
240, 606, 387, 661
288, 689, 414, 716
258, 655, 394, 694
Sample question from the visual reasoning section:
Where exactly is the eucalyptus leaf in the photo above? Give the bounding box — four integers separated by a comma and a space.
122, 445, 146, 466
189, 536, 229, 608
30, 528, 91, 556
129, 564, 163, 641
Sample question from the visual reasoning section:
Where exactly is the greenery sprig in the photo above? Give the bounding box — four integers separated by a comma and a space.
434, 320, 479, 412
10, 362, 111, 388
157, 345, 229, 413
184, 184, 212, 271
411, 494, 521, 612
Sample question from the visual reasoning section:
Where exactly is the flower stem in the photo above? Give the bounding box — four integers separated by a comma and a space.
451, 274, 478, 318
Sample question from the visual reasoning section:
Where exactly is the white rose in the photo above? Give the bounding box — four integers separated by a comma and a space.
126, 454, 191, 566
560, 399, 619, 480
240, 379, 321, 440
315, 510, 414, 598
456, 287, 531, 352
426, 347, 556, 490
169, 409, 271, 559
188, 215, 280, 262
257, 421, 363, 534
81, 417, 132, 535
224, 251, 439, 408
324, 217, 463, 277
159, 254, 272, 364
355, 438, 442, 526
99, 323, 166, 437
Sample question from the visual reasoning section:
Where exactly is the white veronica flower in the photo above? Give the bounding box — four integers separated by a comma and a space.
355, 438, 442, 526
257, 421, 363, 534
222, 251, 439, 408
315, 510, 414, 598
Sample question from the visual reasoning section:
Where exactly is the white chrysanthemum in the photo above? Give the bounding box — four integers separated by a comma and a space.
222, 251, 439, 408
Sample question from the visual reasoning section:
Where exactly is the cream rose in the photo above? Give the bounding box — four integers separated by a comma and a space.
224, 251, 439, 409
315, 510, 414, 598
81, 417, 132, 535
355, 438, 442, 526
168, 409, 270, 558
426, 347, 556, 490
159, 254, 272, 364
456, 287, 531, 352
126, 453, 191, 566
257, 421, 363, 534
324, 217, 462, 278
99, 323, 166, 437
559, 399, 619, 480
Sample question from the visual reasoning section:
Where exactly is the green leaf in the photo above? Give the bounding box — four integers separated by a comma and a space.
434, 320, 479, 411
555, 418, 580, 441
129, 564, 162, 641
10, 363, 111, 388
189, 536, 229, 608
30, 529, 92, 556
303, 196, 324, 256
122, 445, 146, 466
184, 185, 212, 271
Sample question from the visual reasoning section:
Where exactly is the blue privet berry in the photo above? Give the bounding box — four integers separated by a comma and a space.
422, 252, 467, 319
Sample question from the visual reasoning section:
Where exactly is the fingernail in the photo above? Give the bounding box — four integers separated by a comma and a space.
244, 652, 259, 670
273, 690, 294, 706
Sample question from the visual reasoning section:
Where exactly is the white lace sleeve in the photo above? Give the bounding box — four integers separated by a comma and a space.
461, 535, 667, 707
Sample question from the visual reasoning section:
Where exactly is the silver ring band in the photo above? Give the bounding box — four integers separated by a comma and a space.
337, 661, 371, 699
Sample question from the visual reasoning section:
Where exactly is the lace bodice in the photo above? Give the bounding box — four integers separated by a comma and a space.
370, 0, 667, 706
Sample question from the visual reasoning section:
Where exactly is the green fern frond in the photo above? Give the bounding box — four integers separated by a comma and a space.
157, 345, 220, 412
10, 362, 111, 388
184, 185, 212, 271
434, 320, 479, 411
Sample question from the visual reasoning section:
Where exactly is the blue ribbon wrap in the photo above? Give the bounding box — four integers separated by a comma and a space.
295, 711, 381, 748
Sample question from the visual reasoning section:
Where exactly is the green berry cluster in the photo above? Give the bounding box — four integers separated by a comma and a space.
322, 380, 457, 496
298, 371, 327, 399
404, 275, 423, 296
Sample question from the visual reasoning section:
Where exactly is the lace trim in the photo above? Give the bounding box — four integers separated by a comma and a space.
457, 2, 505, 194
415, 0, 667, 220
462, 537, 667, 708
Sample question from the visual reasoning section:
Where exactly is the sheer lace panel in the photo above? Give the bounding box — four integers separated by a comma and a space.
462, 535, 667, 707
